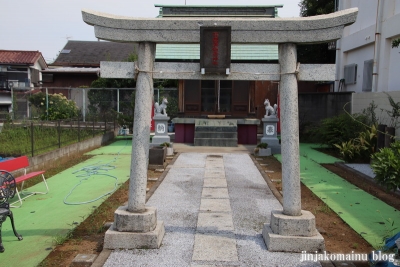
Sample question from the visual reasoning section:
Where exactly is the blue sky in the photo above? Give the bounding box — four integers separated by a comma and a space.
0, 0, 300, 64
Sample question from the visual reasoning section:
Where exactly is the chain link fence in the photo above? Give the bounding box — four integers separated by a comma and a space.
0, 117, 116, 157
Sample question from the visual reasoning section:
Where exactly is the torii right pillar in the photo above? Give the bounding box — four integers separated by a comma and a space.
262, 43, 325, 252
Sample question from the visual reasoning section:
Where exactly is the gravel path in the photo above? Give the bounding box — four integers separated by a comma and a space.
103, 153, 320, 267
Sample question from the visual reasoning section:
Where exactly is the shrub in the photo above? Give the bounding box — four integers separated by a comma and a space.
311, 113, 369, 148
29, 92, 79, 120
334, 125, 377, 163
371, 141, 400, 192
160, 142, 170, 147
256, 143, 268, 149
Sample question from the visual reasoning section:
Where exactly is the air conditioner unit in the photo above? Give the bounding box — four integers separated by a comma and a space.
344, 64, 357, 85
8, 80, 18, 88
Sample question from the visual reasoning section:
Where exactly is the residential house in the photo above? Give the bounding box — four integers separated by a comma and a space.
43, 40, 138, 114
0, 50, 47, 119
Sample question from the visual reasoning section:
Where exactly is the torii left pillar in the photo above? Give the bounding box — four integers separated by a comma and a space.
103, 42, 165, 249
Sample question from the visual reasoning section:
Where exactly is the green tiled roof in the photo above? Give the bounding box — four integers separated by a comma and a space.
156, 44, 278, 61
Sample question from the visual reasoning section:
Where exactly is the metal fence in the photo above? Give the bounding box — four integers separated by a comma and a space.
3, 87, 176, 122
0, 117, 116, 157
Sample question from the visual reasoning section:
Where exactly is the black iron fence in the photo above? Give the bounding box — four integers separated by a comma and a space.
0, 117, 116, 158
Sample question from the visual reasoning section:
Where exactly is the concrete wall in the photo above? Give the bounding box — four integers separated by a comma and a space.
18, 130, 117, 176
336, 0, 400, 93
298, 92, 353, 128
352, 91, 400, 138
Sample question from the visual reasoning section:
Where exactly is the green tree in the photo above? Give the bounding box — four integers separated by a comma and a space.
29, 92, 79, 120
299, 0, 335, 17
297, 0, 336, 63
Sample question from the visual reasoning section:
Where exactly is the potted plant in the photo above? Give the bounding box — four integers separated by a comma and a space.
160, 142, 174, 156
254, 143, 271, 156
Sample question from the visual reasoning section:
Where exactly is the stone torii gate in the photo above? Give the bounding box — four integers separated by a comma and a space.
82, 8, 357, 252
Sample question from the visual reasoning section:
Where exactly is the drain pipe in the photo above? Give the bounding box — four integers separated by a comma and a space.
334, 0, 341, 92
372, 0, 384, 92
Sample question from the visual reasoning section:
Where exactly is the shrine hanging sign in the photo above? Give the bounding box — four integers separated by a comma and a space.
200, 26, 231, 74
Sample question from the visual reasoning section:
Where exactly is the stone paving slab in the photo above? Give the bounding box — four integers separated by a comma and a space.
200, 198, 232, 212
197, 213, 234, 232
103, 153, 321, 267
203, 178, 228, 188
192, 233, 239, 262
201, 187, 229, 198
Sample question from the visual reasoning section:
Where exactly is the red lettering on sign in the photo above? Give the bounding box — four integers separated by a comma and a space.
212, 32, 219, 66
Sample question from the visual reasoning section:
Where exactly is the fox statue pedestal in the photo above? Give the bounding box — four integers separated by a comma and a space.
261, 117, 281, 154
152, 115, 171, 145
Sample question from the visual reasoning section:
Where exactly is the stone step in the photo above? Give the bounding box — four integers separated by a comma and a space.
194, 126, 237, 133
195, 119, 237, 127
194, 132, 237, 139
194, 138, 237, 147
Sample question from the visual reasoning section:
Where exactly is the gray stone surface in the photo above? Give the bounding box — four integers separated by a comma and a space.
200, 198, 232, 212
128, 42, 155, 213
102, 153, 320, 266
196, 212, 234, 233
192, 233, 239, 262
71, 254, 98, 267
203, 178, 227, 188
113, 206, 157, 232
100, 61, 336, 81
104, 221, 165, 249
82, 8, 357, 43
151, 135, 171, 144
100, 61, 134, 79
256, 147, 272, 156
201, 187, 229, 199
345, 163, 375, 178
194, 119, 238, 147
152, 114, 171, 142
270, 209, 317, 237
261, 117, 281, 154
279, 43, 302, 216
263, 223, 325, 253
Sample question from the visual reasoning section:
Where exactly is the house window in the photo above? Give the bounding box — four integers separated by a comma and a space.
31, 68, 40, 83
344, 64, 357, 85
42, 73, 54, 83
362, 59, 373, 92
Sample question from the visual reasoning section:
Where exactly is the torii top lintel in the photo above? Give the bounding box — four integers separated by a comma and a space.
82, 8, 357, 44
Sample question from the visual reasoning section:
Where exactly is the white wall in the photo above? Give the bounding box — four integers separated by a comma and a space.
352, 91, 400, 138
337, 0, 400, 93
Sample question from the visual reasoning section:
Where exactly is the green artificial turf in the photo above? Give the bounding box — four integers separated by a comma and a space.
1, 141, 132, 267
275, 143, 400, 249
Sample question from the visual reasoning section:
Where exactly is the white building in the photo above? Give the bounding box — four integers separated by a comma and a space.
335, 0, 400, 136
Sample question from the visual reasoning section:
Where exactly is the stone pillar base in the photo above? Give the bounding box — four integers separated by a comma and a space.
104, 205, 165, 249
104, 221, 165, 249
262, 209, 325, 252
151, 135, 171, 144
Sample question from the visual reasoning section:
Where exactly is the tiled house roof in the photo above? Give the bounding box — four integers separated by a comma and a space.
51, 41, 138, 67
0, 50, 47, 67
